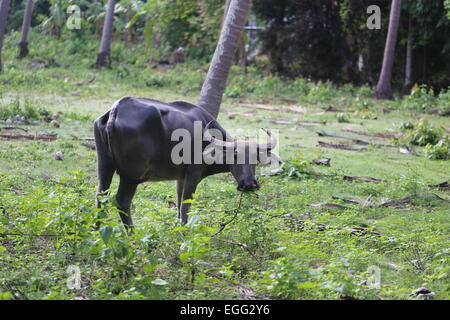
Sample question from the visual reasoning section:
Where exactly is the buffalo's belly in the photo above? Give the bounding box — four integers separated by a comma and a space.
117, 159, 184, 183
142, 164, 184, 181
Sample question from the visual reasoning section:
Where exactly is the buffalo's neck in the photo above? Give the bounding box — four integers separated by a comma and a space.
204, 163, 230, 177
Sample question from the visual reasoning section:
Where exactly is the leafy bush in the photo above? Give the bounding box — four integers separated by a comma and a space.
0, 98, 50, 121
351, 96, 373, 110
424, 140, 449, 160
406, 119, 444, 146
399, 121, 415, 131
292, 78, 312, 96
336, 112, 350, 123
259, 257, 313, 299
281, 160, 313, 178
357, 85, 374, 99
404, 85, 437, 111
307, 81, 335, 103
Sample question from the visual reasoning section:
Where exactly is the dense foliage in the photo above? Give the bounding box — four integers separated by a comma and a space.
3, 0, 450, 91
254, 0, 450, 90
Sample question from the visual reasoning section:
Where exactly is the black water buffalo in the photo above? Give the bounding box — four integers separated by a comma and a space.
94, 97, 281, 230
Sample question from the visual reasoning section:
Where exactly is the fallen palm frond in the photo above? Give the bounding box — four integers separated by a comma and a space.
380, 193, 449, 208
239, 103, 307, 114
0, 126, 29, 132
343, 175, 383, 183
429, 181, 450, 191
81, 142, 96, 150
318, 141, 367, 151
332, 195, 376, 207
342, 128, 403, 139
260, 97, 299, 104
331, 196, 362, 205
227, 112, 254, 119
283, 214, 381, 236
323, 105, 354, 113
317, 130, 369, 145
310, 203, 349, 210
0, 133, 57, 141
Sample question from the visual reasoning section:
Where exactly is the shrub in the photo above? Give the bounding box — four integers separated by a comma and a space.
307, 81, 335, 103
399, 121, 415, 131
0, 98, 50, 121
424, 140, 449, 160
282, 160, 313, 178
404, 84, 437, 111
407, 119, 444, 146
336, 112, 350, 123
292, 78, 311, 96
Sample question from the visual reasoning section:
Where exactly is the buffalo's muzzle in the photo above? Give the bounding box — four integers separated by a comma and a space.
237, 180, 260, 192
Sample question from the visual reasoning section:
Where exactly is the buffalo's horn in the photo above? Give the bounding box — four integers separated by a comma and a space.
204, 121, 236, 148
258, 128, 277, 150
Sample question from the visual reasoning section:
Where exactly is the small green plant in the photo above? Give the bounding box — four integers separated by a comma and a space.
399, 121, 415, 131
424, 140, 449, 160
407, 119, 444, 146
336, 112, 350, 123
259, 257, 314, 299
282, 160, 313, 178
352, 96, 373, 110
0, 98, 50, 121
404, 84, 437, 111
307, 81, 335, 103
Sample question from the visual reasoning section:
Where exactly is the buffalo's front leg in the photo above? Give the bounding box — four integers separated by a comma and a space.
116, 177, 138, 233
176, 180, 183, 219
178, 173, 201, 224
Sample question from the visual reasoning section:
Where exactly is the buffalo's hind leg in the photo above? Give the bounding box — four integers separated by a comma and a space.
95, 156, 115, 210
94, 123, 115, 229
116, 177, 138, 233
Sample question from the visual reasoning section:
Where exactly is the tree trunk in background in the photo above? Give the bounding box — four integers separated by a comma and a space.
96, 0, 115, 68
238, 36, 246, 68
198, 0, 251, 119
222, 0, 231, 30
18, 0, 34, 59
375, 0, 402, 100
404, 17, 413, 91
0, 0, 11, 72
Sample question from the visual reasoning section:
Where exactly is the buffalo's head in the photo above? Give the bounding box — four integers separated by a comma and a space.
203, 123, 282, 192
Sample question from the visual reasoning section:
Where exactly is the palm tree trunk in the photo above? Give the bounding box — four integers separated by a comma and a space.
375, 0, 402, 100
198, 0, 251, 119
18, 0, 34, 59
96, 0, 116, 68
221, 0, 231, 29
0, 0, 11, 72
404, 17, 413, 91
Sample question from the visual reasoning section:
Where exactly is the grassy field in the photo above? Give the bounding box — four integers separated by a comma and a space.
0, 36, 449, 299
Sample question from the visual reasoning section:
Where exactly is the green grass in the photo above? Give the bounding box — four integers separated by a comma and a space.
0, 33, 449, 300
